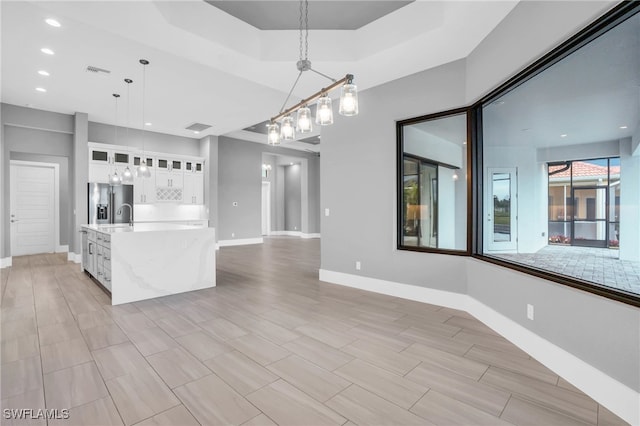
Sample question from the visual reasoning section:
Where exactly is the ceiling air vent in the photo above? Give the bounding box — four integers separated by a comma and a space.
86, 65, 111, 75
185, 123, 212, 132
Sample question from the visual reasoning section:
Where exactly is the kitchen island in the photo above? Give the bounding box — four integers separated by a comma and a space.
81, 223, 216, 305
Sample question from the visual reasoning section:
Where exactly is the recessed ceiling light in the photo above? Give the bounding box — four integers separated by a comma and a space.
35, 87, 47, 92
41, 47, 54, 55
560, 134, 568, 138
45, 18, 61, 27
619, 126, 628, 129
38, 70, 50, 76
194, 131, 200, 134
145, 122, 152, 126
290, 162, 294, 165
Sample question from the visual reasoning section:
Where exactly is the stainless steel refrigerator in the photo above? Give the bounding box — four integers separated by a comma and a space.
88, 183, 134, 225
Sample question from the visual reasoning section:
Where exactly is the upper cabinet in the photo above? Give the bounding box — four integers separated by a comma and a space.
156, 158, 184, 202
88, 146, 132, 183
132, 155, 156, 204
184, 160, 204, 204
88, 142, 205, 205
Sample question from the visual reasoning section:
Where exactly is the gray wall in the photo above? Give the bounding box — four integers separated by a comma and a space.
9, 152, 70, 247
284, 165, 302, 231
200, 135, 219, 235
73, 113, 88, 256
89, 122, 200, 156
307, 155, 320, 234
322, 59, 469, 294
218, 136, 320, 240
2, 104, 75, 257
321, 0, 638, 393
276, 165, 285, 232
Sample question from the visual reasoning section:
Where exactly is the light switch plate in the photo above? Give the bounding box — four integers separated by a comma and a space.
325, 208, 330, 216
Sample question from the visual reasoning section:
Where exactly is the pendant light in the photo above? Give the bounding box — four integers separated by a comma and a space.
339, 77, 358, 116
109, 93, 122, 185
267, 122, 280, 145
315, 94, 333, 126
280, 115, 295, 141
266, 0, 358, 142
121, 78, 134, 183
296, 105, 312, 133
135, 59, 151, 178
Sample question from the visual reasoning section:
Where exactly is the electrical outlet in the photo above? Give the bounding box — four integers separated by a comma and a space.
527, 304, 534, 320
541, 231, 545, 237
325, 208, 330, 216
231, 232, 235, 238
294, 226, 297, 230
355, 261, 361, 270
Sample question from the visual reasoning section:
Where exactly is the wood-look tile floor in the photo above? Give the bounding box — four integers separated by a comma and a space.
0, 237, 629, 426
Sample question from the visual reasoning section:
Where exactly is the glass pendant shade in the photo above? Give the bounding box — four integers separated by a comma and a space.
316, 95, 333, 126
110, 171, 122, 185
136, 160, 151, 178
339, 83, 358, 116
296, 106, 313, 133
267, 122, 281, 145
280, 116, 295, 141
122, 167, 133, 183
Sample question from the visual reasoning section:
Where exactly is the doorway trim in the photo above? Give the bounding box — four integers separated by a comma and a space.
10, 160, 61, 256
485, 167, 518, 252
261, 181, 271, 236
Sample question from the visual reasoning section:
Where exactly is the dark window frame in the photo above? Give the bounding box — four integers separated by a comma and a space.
472, 1, 640, 307
397, 107, 472, 256
396, 1, 640, 307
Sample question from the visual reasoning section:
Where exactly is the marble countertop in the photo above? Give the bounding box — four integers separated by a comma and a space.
82, 223, 203, 233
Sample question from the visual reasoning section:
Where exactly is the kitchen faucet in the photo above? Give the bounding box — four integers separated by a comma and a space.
117, 203, 133, 226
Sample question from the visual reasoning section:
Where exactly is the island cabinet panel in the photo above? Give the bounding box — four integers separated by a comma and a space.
81, 224, 216, 305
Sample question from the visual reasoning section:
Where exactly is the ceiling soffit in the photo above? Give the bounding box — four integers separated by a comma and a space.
204, 1, 414, 31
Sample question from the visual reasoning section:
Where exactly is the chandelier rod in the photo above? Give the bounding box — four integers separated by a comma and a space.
309, 68, 336, 82
271, 73, 352, 123
279, 71, 304, 114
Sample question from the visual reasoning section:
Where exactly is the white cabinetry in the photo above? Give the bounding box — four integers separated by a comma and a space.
183, 172, 204, 205
82, 228, 111, 291
88, 143, 204, 205
95, 232, 112, 291
132, 154, 156, 204
156, 158, 184, 202
89, 145, 132, 183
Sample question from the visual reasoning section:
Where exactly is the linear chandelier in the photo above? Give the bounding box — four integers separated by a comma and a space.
267, 0, 359, 145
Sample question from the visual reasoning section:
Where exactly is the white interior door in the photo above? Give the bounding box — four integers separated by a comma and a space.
261, 181, 271, 236
486, 167, 518, 252
10, 162, 56, 256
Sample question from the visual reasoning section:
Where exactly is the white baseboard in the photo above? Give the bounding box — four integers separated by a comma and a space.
0, 257, 12, 268
318, 268, 639, 426
55, 245, 69, 253
301, 233, 321, 239
270, 231, 320, 239
67, 252, 81, 263
218, 238, 264, 247
319, 269, 468, 311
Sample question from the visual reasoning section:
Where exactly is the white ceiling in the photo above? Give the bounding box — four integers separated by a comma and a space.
0, 0, 518, 151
